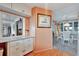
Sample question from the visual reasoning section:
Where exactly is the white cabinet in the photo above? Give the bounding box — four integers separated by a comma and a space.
7, 40, 24, 56
11, 4, 31, 15
7, 38, 34, 56
28, 38, 33, 51
22, 38, 33, 55
0, 3, 11, 8
12, 4, 27, 14
0, 3, 31, 15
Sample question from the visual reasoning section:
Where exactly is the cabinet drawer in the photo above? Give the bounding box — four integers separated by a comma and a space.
7, 41, 16, 47
8, 40, 23, 47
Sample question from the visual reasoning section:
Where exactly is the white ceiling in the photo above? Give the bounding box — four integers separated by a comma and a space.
24, 3, 79, 20
24, 3, 79, 11
11, 3, 79, 12
1, 3, 79, 20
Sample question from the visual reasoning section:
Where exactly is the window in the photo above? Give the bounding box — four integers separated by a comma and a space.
64, 22, 73, 31
61, 23, 63, 32
69, 23, 72, 31
74, 22, 78, 31
64, 23, 69, 31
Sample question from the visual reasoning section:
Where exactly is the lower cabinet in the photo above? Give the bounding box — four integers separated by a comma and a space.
7, 38, 34, 56
22, 38, 33, 55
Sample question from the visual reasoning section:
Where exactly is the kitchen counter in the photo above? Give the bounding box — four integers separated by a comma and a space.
0, 36, 35, 43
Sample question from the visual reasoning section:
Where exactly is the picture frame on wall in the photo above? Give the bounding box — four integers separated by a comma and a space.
37, 14, 51, 28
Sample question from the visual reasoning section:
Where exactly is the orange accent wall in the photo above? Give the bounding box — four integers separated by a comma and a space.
25, 17, 30, 36
25, 17, 30, 31
32, 7, 53, 52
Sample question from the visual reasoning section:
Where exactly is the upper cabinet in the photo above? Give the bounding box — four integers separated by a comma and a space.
0, 3, 11, 8
12, 4, 27, 14
0, 3, 31, 16
12, 4, 31, 16
0, 3, 26, 14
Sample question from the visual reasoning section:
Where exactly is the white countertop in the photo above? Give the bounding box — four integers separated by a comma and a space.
0, 36, 35, 43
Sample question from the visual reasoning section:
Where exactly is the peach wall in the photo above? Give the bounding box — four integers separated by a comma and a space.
25, 17, 30, 36
25, 17, 30, 31
32, 7, 53, 52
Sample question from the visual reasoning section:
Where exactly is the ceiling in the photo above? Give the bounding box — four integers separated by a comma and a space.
24, 3, 79, 11
1, 3, 79, 20
24, 3, 79, 20
11, 3, 79, 12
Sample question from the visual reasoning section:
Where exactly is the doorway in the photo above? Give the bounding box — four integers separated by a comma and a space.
53, 20, 79, 55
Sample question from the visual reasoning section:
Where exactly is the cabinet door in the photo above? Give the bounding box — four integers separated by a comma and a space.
26, 38, 33, 52
7, 41, 17, 56
14, 40, 23, 56
22, 39, 29, 55
28, 38, 33, 51
0, 3, 11, 8
22, 38, 33, 55
7, 40, 24, 56
8, 46, 16, 56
